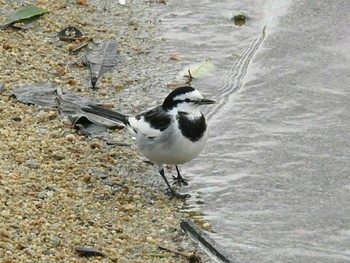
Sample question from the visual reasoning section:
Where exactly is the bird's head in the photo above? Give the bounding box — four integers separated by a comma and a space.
162, 86, 215, 114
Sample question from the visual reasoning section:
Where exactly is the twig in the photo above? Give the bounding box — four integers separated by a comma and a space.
158, 245, 202, 263
186, 69, 193, 85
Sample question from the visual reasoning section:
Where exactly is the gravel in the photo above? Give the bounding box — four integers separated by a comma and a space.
0, 0, 208, 262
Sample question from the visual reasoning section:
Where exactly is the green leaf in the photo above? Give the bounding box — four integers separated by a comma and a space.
0, 6, 48, 30
184, 59, 215, 79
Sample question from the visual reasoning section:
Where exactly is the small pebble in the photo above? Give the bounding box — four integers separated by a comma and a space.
68, 79, 78, 85
51, 237, 61, 247
25, 159, 40, 168
12, 116, 22, 122
120, 186, 129, 194
65, 134, 76, 142
0, 82, 5, 93
37, 192, 48, 200
202, 222, 211, 228
90, 171, 108, 180
133, 194, 141, 200
23, 248, 35, 257
75, 246, 107, 258
121, 204, 135, 212
0, 229, 11, 239
2, 42, 13, 50
45, 186, 56, 191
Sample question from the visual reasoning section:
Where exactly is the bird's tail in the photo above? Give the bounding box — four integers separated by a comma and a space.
81, 104, 129, 126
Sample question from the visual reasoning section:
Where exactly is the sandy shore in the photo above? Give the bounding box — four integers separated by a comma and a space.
0, 1, 207, 262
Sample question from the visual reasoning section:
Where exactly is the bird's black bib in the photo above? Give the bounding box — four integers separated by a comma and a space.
177, 112, 207, 142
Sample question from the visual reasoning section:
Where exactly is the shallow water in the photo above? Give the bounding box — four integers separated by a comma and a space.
160, 0, 350, 262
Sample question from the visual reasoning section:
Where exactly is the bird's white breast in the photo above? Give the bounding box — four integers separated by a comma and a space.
135, 118, 208, 165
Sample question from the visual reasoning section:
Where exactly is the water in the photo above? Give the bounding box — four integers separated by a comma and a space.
160, 0, 350, 262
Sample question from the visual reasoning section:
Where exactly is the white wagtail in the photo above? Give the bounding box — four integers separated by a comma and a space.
82, 86, 215, 198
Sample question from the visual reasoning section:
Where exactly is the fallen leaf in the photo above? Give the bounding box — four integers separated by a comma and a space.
0, 6, 48, 30
76, 0, 88, 5
169, 55, 182, 61
86, 40, 119, 89
184, 59, 215, 79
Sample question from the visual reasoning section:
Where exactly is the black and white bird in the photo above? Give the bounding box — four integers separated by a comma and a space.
82, 86, 215, 198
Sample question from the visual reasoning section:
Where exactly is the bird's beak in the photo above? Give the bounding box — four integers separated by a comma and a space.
198, 98, 215, 105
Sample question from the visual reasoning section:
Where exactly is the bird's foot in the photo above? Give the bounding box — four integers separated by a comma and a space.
168, 189, 191, 199
172, 175, 189, 186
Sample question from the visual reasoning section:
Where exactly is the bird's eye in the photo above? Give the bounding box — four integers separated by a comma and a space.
185, 98, 191, 103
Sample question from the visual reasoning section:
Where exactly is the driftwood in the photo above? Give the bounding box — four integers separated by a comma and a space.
180, 219, 239, 263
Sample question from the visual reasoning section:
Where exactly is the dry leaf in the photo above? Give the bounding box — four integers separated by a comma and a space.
76, 0, 88, 5
86, 40, 119, 89
169, 55, 182, 61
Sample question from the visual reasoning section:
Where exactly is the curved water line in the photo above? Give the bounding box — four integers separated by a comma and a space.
207, 26, 267, 120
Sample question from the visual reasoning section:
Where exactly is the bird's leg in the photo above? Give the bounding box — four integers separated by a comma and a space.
158, 167, 190, 199
172, 165, 189, 186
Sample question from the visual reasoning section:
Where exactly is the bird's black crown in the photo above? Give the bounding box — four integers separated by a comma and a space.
162, 86, 195, 110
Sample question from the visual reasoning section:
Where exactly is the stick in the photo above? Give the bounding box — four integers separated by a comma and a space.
180, 219, 239, 263
158, 245, 202, 262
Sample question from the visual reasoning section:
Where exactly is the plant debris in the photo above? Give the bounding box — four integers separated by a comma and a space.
158, 245, 202, 262
231, 12, 248, 26
184, 59, 215, 79
86, 40, 119, 89
0, 6, 48, 30
58, 26, 84, 41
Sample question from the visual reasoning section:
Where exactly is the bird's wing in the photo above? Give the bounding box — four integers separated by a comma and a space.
128, 106, 173, 138
82, 104, 128, 126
